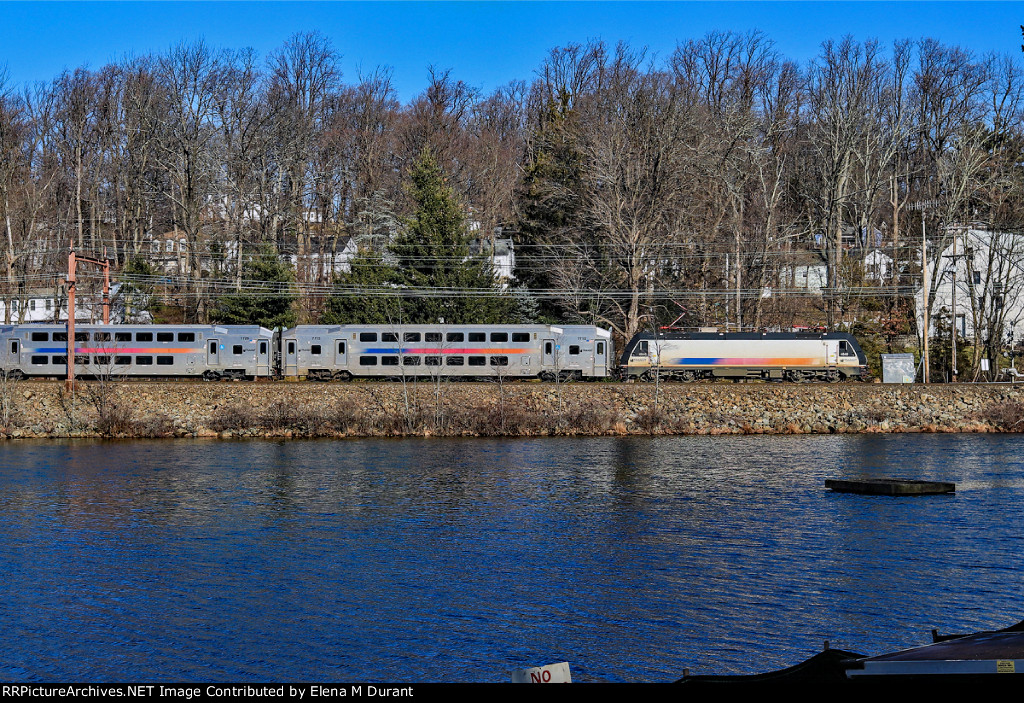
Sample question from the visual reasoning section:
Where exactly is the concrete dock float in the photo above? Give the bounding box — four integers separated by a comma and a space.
825, 479, 956, 496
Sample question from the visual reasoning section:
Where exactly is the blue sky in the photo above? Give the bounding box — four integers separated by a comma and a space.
2, 1, 1022, 102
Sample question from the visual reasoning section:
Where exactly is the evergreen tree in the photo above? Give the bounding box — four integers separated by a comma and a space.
390, 149, 513, 323
212, 246, 297, 329
321, 250, 404, 324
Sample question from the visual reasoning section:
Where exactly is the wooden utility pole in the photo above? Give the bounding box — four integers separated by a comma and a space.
65, 244, 110, 388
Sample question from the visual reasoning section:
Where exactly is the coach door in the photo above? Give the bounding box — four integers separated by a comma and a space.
594, 339, 608, 376
543, 339, 555, 370
285, 337, 298, 375
257, 339, 271, 376
335, 339, 347, 367
207, 339, 220, 367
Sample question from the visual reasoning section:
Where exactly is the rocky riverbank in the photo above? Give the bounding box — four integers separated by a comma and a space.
2, 380, 1022, 439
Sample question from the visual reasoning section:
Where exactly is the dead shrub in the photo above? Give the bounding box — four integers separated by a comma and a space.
209, 403, 259, 431
981, 401, 1024, 431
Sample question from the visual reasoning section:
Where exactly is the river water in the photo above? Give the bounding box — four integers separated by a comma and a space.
1, 434, 1022, 682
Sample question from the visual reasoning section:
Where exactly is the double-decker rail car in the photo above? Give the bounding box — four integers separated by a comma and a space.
278, 324, 613, 381
620, 330, 868, 382
0, 324, 274, 380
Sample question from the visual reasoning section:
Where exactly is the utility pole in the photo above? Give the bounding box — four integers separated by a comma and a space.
922, 218, 930, 383
65, 244, 110, 389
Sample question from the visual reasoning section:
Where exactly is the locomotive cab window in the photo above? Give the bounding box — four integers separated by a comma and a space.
632, 341, 649, 356
839, 340, 854, 356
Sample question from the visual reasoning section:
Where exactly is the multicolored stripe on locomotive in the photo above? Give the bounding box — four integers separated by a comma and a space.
619, 330, 868, 382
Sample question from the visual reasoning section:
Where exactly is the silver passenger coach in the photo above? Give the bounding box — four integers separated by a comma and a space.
279, 324, 613, 381
1, 324, 274, 379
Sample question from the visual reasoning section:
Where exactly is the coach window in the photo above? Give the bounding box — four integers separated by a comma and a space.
404, 332, 421, 342
446, 356, 464, 366
359, 356, 378, 366
403, 356, 421, 366
157, 356, 174, 365
287, 341, 295, 355
31, 356, 47, 365
381, 355, 399, 365
178, 333, 196, 342
210, 341, 218, 355
446, 332, 464, 343
382, 332, 398, 342
425, 333, 441, 343
232, 345, 243, 355
157, 332, 174, 342
597, 342, 605, 355
490, 332, 508, 343
30, 332, 48, 342
512, 333, 530, 342
115, 332, 132, 342
74, 355, 90, 365
94, 332, 111, 342
360, 332, 377, 342
94, 355, 110, 365
53, 355, 67, 365
545, 342, 553, 355
569, 345, 580, 355
469, 332, 485, 342
468, 356, 486, 366
337, 341, 346, 355
74, 332, 88, 342
490, 356, 508, 366
136, 356, 153, 365
137, 332, 153, 342
311, 345, 322, 355
53, 332, 67, 342
259, 341, 268, 355
425, 356, 441, 366
115, 356, 131, 365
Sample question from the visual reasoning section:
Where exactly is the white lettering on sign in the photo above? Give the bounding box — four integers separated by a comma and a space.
511, 661, 572, 683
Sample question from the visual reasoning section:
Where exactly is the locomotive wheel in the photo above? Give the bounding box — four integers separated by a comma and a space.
539, 371, 556, 382
679, 370, 697, 382
334, 371, 353, 382
202, 370, 220, 381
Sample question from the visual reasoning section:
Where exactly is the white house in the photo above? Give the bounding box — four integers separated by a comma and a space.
914, 227, 1024, 343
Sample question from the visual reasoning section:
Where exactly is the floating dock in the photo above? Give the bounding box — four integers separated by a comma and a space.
825, 479, 955, 496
